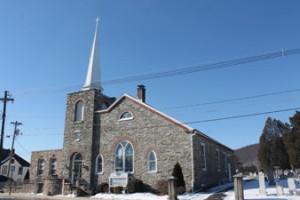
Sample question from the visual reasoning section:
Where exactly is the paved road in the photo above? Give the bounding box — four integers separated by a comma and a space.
0, 193, 94, 200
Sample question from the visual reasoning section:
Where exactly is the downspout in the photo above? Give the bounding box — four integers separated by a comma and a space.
190, 130, 196, 193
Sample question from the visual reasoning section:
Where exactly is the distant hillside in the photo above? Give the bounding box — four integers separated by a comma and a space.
235, 143, 260, 169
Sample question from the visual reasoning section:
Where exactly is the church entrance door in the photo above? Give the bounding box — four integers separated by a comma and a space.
71, 153, 83, 185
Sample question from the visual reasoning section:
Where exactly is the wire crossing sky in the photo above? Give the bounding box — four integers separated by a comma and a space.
0, 0, 300, 161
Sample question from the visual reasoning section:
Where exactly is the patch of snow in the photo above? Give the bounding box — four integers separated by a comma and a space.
224, 179, 300, 200
91, 193, 167, 200
91, 179, 300, 200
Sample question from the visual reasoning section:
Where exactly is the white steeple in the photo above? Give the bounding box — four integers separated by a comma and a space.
82, 17, 103, 92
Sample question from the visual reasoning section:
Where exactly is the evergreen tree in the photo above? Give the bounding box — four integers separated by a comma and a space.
172, 162, 185, 188
285, 111, 300, 168
258, 118, 290, 171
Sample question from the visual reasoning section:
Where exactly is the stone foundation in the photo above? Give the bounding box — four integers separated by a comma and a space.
44, 178, 62, 196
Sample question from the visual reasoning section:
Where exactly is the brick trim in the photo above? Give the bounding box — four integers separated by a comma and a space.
144, 146, 160, 159
111, 135, 137, 153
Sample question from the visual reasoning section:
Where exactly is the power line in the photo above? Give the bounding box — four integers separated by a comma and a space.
15, 138, 31, 154
15, 107, 299, 138
186, 107, 300, 124
102, 48, 300, 85
161, 88, 300, 110
13, 48, 300, 96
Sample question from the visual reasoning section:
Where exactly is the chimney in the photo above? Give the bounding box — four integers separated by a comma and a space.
137, 85, 146, 103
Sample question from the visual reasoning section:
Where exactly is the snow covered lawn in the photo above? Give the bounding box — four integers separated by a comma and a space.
91, 179, 300, 200
225, 178, 300, 200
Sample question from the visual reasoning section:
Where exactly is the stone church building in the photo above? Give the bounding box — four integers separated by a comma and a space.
30, 19, 235, 194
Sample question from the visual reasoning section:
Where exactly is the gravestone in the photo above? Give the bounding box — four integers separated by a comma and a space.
168, 176, 178, 200
287, 177, 296, 195
268, 170, 275, 186
288, 171, 294, 178
233, 174, 244, 200
259, 171, 267, 195
276, 182, 284, 196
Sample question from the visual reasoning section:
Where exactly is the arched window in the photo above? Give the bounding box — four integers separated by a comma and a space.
119, 111, 133, 121
96, 154, 103, 174
75, 101, 84, 122
49, 158, 57, 175
37, 159, 44, 175
71, 153, 83, 185
147, 151, 157, 172
115, 141, 134, 172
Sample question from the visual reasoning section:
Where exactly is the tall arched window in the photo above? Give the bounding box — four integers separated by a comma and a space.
95, 154, 103, 174
115, 141, 134, 172
75, 100, 84, 122
147, 151, 157, 172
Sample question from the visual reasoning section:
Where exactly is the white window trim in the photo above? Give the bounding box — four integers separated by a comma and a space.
49, 158, 57, 176
200, 143, 207, 171
75, 100, 84, 122
37, 159, 45, 176
118, 111, 134, 122
114, 141, 135, 173
147, 150, 157, 173
95, 154, 104, 174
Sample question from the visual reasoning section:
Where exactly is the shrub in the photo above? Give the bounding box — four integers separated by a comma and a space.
172, 162, 186, 194
127, 178, 144, 193
113, 186, 123, 194
156, 179, 168, 195
99, 182, 109, 193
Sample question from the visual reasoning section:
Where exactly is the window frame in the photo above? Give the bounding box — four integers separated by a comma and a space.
118, 111, 134, 122
147, 150, 157, 173
37, 159, 45, 176
114, 141, 134, 173
74, 130, 80, 141
200, 143, 207, 171
95, 154, 103, 174
2, 165, 7, 175
49, 158, 57, 176
216, 149, 221, 172
75, 100, 84, 122
18, 166, 23, 175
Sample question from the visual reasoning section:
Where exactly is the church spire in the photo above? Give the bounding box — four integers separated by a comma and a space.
82, 17, 103, 92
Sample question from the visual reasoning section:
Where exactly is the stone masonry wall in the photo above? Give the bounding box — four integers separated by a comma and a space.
193, 134, 235, 190
61, 89, 115, 190
97, 97, 193, 191
30, 149, 62, 181
62, 89, 97, 187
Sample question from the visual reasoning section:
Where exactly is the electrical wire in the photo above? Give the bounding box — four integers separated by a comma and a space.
12, 48, 300, 96
161, 88, 300, 110
102, 48, 300, 85
15, 138, 31, 154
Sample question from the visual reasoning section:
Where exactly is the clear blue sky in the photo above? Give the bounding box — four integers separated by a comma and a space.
0, 0, 300, 162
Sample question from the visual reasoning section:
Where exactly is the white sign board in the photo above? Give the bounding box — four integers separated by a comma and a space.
109, 172, 128, 188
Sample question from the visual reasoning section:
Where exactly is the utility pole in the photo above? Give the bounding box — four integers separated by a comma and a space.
0, 91, 14, 169
7, 121, 22, 195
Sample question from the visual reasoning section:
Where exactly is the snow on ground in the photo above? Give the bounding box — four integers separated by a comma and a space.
91, 179, 300, 200
224, 179, 300, 200
91, 192, 211, 200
